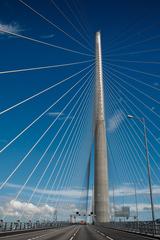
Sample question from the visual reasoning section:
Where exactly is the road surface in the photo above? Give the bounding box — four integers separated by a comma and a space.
0, 225, 157, 240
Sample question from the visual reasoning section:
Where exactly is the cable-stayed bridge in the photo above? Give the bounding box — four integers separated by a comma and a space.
0, 0, 160, 239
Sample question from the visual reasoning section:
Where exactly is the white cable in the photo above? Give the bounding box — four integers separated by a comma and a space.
50, 0, 92, 49
0, 63, 94, 117
103, 68, 160, 143
108, 33, 160, 54
106, 92, 155, 207
104, 72, 160, 175
23, 73, 94, 221
64, 0, 90, 41
0, 63, 94, 153
15, 70, 94, 201
105, 82, 152, 183
105, 86, 152, 201
106, 62, 160, 84
72, 0, 92, 36
19, 70, 93, 203
46, 88, 93, 221
8, 70, 94, 222
21, 78, 92, 219
104, 9, 151, 51
104, 66, 160, 131
105, 58, 160, 65
52, 81, 95, 221
44, 74, 94, 205
18, 0, 92, 53
106, 22, 158, 53
31, 73, 95, 221
0, 60, 93, 75
106, 47, 160, 57
104, 70, 160, 153
104, 71, 160, 181
0, 67, 93, 190
0, 28, 93, 57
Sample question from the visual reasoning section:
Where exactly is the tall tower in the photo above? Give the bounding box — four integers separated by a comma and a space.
94, 31, 109, 222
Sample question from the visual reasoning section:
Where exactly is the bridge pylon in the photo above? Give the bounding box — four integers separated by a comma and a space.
94, 31, 109, 223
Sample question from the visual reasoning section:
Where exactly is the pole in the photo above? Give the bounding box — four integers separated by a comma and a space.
134, 183, 139, 222
128, 114, 155, 232
112, 186, 115, 222
142, 118, 155, 233
85, 154, 91, 223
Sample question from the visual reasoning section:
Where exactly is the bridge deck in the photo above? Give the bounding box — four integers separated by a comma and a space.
0, 225, 158, 240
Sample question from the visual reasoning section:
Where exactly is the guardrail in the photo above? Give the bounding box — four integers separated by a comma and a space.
100, 221, 160, 236
0, 220, 70, 232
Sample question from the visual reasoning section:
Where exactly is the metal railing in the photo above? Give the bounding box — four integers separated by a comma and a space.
0, 220, 70, 233
100, 221, 160, 236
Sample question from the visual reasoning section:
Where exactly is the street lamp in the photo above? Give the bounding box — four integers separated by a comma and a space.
127, 114, 155, 231
127, 115, 134, 119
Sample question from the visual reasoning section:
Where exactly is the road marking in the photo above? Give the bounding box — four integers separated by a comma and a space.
95, 230, 114, 240
0, 231, 48, 239
28, 226, 76, 240
27, 233, 51, 240
0, 228, 59, 239
69, 228, 79, 240
27, 228, 69, 240
0, 226, 74, 239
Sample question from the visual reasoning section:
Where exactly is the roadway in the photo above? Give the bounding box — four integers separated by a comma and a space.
0, 225, 158, 240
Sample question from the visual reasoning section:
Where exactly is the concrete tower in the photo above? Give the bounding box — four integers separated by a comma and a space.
94, 31, 109, 223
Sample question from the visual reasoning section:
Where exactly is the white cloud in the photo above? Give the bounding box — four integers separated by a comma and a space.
108, 111, 124, 132
5, 182, 160, 200
112, 203, 160, 213
0, 22, 21, 35
0, 199, 87, 221
4, 182, 91, 199
40, 34, 55, 39
47, 112, 64, 117
35, 189, 89, 198
4, 182, 160, 200
3, 183, 160, 220
4, 182, 22, 189
0, 200, 56, 218
109, 184, 160, 197
47, 112, 72, 120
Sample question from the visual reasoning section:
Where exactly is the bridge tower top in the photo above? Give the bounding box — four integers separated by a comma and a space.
95, 31, 105, 121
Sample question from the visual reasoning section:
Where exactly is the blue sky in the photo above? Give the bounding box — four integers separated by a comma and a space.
0, 0, 160, 222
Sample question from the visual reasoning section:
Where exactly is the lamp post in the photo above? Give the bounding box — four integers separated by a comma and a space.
112, 186, 116, 222
127, 115, 155, 232
134, 182, 139, 226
